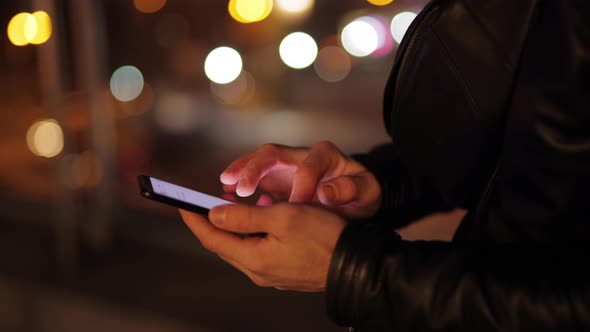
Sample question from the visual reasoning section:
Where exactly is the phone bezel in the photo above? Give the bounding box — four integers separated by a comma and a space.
137, 175, 211, 215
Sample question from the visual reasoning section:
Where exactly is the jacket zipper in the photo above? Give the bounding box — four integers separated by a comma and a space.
343, 6, 441, 331
397, 9, 437, 84
390, 2, 441, 134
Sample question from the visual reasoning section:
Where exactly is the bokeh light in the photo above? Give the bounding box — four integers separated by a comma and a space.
275, 0, 314, 14
211, 71, 256, 105
7, 13, 33, 46
205, 46, 243, 84
367, 0, 394, 5
117, 82, 155, 117
279, 32, 318, 69
110, 66, 145, 102
26, 119, 64, 158
134, 0, 167, 13
314, 46, 351, 83
229, 0, 273, 24
391, 11, 417, 44
341, 18, 379, 57
359, 15, 393, 57
30, 11, 52, 45
7, 12, 52, 46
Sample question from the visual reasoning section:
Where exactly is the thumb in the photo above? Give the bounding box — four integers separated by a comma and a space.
317, 173, 377, 207
209, 204, 271, 235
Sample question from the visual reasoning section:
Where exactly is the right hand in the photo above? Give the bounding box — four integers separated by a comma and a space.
219, 141, 382, 220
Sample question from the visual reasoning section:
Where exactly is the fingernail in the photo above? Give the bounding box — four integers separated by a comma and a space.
321, 183, 337, 202
219, 172, 231, 184
236, 177, 252, 197
209, 206, 226, 225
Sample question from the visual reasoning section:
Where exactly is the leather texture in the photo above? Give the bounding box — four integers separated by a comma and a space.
326, 0, 590, 330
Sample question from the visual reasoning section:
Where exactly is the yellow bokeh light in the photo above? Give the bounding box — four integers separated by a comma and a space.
26, 119, 64, 158
229, 0, 273, 24
134, 0, 167, 14
276, 0, 313, 14
367, 0, 394, 5
7, 12, 35, 46
7, 11, 52, 46
29, 11, 52, 45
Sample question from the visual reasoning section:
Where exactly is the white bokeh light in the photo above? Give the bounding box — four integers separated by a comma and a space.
358, 15, 393, 57
110, 66, 144, 102
391, 12, 417, 44
26, 119, 64, 158
276, 0, 314, 14
279, 32, 318, 69
205, 47, 243, 84
341, 18, 379, 57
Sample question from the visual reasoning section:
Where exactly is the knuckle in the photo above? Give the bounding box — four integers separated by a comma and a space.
258, 143, 279, 155
338, 176, 357, 192
242, 164, 258, 178
313, 140, 336, 152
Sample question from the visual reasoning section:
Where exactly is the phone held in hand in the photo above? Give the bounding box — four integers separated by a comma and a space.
137, 175, 233, 215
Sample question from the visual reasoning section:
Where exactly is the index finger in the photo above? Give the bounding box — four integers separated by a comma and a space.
221, 144, 307, 197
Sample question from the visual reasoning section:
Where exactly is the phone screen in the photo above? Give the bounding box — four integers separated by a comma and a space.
138, 175, 233, 214
148, 177, 232, 210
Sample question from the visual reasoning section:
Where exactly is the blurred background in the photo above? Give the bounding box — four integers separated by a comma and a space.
0, 1, 464, 331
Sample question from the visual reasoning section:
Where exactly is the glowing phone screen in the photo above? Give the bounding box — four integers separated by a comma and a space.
149, 177, 232, 210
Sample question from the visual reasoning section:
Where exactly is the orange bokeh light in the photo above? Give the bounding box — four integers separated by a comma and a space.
133, 0, 167, 14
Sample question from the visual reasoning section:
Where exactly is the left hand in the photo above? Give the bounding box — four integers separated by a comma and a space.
179, 203, 346, 292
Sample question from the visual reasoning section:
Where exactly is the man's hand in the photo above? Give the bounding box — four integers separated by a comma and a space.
179, 204, 346, 292
220, 141, 382, 220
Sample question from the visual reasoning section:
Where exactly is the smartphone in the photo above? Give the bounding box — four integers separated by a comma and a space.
138, 175, 233, 215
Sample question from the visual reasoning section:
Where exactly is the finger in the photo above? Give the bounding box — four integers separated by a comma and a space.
317, 175, 359, 205
289, 141, 341, 203
318, 173, 380, 206
256, 194, 273, 206
220, 154, 254, 185
235, 157, 279, 197
258, 170, 295, 200
223, 183, 238, 193
209, 204, 285, 236
221, 144, 292, 187
222, 193, 238, 203
179, 209, 257, 262
235, 145, 303, 197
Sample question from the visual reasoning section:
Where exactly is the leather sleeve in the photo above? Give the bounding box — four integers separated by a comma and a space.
352, 145, 452, 228
327, 1, 590, 330
327, 226, 590, 331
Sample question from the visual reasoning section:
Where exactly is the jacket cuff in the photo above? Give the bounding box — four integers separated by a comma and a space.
350, 154, 397, 222
326, 222, 402, 327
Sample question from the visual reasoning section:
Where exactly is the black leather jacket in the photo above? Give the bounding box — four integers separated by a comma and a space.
326, 0, 590, 330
